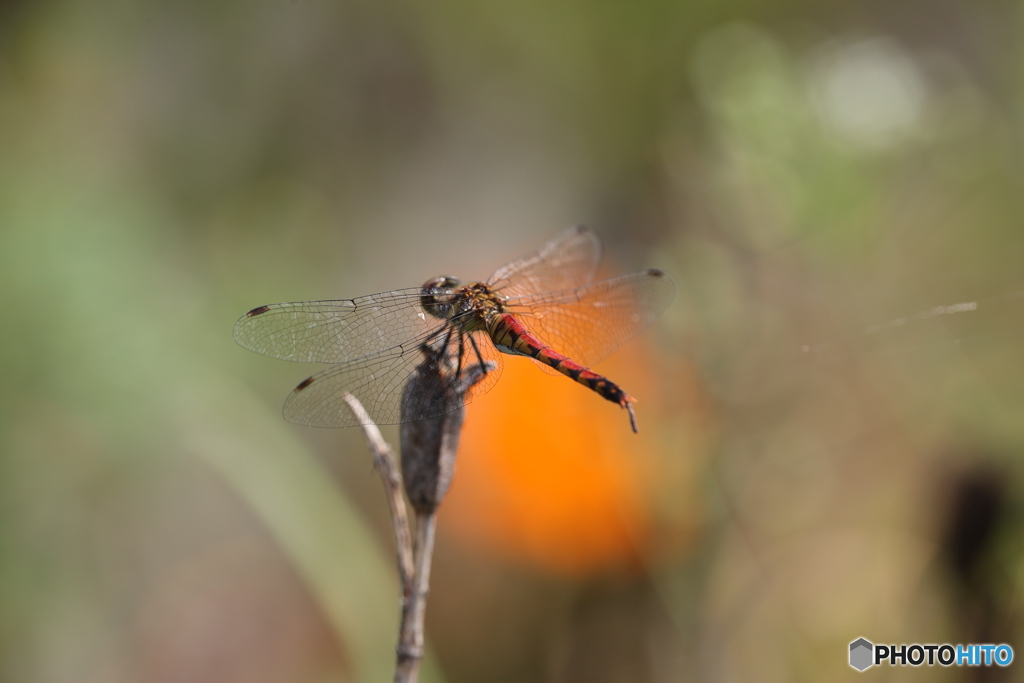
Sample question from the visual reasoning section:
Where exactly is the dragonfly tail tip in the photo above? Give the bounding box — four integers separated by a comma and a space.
625, 401, 639, 433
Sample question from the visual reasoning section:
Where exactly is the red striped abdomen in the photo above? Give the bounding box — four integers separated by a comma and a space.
488, 313, 638, 430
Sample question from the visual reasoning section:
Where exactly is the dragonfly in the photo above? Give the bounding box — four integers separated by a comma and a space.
233, 226, 676, 432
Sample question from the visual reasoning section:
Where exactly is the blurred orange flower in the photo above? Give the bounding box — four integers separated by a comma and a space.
441, 339, 706, 576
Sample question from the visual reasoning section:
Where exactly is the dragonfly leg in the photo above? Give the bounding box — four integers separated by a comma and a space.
421, 326, 454, 360
467, 333, 490, 376
456, 332, 465, 381
419, 325, 449, 356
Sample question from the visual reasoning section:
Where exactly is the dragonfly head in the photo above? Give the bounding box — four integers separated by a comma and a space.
420, 275, 461, 319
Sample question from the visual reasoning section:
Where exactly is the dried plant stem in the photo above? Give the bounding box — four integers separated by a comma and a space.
342, 394, 414, 596
343, 349, 489, 683
344, 393, 438, 683
394, 512, 437, 683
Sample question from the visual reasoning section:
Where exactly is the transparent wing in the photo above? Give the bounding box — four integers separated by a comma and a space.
507, 269, 676, 368
283, 329, 503, 427
487, 225, 601, 297
233, 289, 446, 363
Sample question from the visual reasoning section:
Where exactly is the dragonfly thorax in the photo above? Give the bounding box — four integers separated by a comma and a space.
420, 277, 506, 329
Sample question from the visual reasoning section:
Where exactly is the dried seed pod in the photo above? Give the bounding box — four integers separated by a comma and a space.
400, 346, 494, 514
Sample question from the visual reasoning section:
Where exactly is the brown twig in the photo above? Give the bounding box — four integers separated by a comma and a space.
345, 349, 495, 683
393, 511, 436, 682
342, 394, 414, 592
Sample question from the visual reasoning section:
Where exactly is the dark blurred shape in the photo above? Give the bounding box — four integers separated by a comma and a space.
941, 465, 1006, 590
938, 461, 1016, 682
0, 0, 29, 47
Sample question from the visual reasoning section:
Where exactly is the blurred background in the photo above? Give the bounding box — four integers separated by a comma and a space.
1, 0, 1023, 681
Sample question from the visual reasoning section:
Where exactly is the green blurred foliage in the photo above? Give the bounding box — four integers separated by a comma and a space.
2, 0, 1024, 681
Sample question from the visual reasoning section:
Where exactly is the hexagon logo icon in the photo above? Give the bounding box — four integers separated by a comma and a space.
849, 638, 874, 671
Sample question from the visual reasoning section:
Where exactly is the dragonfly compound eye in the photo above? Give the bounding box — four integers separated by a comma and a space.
420, 276, 461, 319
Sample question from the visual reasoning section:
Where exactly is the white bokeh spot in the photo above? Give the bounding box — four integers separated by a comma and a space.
809, 36, 928, 150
